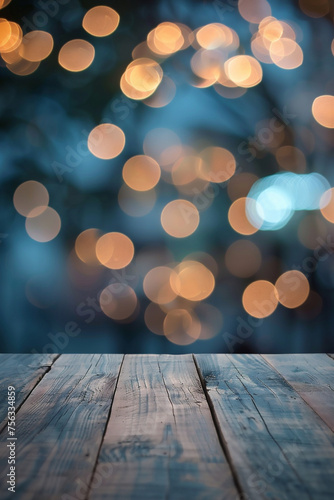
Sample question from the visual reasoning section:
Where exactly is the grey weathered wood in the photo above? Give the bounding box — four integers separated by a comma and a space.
1, 353, 334, 500
0, 354, 123, 500
89, 354, 239, 500
0, 354, 58, 432
327, 353, 334, 361
195, 354, 334, 500
263, 354, 334, 432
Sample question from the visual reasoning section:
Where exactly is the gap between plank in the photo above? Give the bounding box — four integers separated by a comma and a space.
85, 354, 125, 500
0, 353, 61, 435
192, 354, 244, 500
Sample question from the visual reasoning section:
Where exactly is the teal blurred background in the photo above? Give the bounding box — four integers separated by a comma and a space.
0, 0, 333, 353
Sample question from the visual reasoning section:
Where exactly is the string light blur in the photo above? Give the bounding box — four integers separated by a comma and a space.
3, 0, 333, 348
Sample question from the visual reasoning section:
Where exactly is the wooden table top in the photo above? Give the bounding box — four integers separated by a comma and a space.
0, 354, 333, 499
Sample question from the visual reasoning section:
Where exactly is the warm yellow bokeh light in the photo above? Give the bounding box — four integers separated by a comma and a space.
254, 18, 297, 62
275, 271, 310, 308
270, 38, 303, 69
154, 22, 183, 52
191, 48, 221, 82
6, 58, 40, 76
183, 251, 218, 277
19, 31, 53, 62
312, 95, 334, 128
58, 39, 95, 72
171, 155, 202, 186
13, 180, 49, 217
120, 73, 153, 100
262, 20, 283, 43
175, 22, 194, 50
1, 45, 22, 64
121, 58, 163, 100
242, 280, 278, 318
200, 146, 236, 183
143, 76, 176, 108
96, 232, 134, 269
276, 21, 297, 41
218, 66, 244, 88
226, 55, 250, 82
228, 197, 260, 235
0, 18, 12, 49
75, 228, 102, 266
128, 65, 161, 92
163, 309, 201, 345
147, 22, 184, 55
170, 261, 215, 301
88, 123, 125, 160
194, 76, 221, 90
82, 6, 119, 37
196, 23, 234, 50
238, 0, 272, 24
100, 284, 137, 321
225, 55, 263, 88
251, 33, 273, 64
161, 200, 200, 238
143, 266, 178, 305
320, 188, 334, 223
25, 207, 61, 243
225, 240, 262, 278
0, 0, 12, 9
122, 155, 161, 191
0, 22, 22, 53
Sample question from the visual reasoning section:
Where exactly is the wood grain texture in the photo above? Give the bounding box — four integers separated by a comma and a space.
89, 354, 238, 500
263, 354, 334, 432
195, 354, 334, 500
0, 354, 123, 500
0, 354, 58, 432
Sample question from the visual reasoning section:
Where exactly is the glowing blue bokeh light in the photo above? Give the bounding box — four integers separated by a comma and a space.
246, 172, 331, 231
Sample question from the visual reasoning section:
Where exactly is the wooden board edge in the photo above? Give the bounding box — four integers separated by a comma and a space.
86, 354, 125, 500
192, 354, 244, 500
0, 354, 60, 434
261, 354, 334, 433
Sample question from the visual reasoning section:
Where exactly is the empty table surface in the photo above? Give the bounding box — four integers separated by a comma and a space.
0, 354, 333, 499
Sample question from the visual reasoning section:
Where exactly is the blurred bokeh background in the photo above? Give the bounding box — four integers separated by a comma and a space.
0, 0, 333, 353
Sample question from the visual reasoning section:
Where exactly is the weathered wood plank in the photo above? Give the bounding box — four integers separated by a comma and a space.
195, 354, 334, 500
0, 354, 123, 500
89, 354, 239, 500
263, 354, 334, 432
0, 354, 58, 432
327, 354, 334, 361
